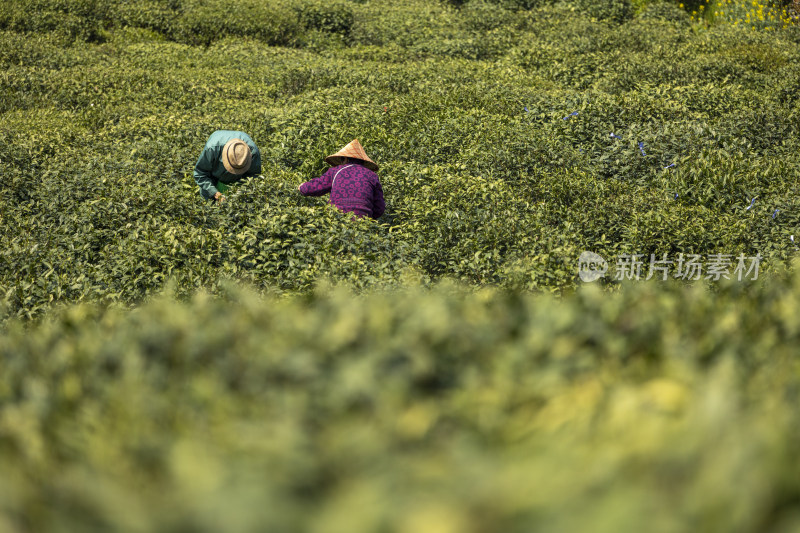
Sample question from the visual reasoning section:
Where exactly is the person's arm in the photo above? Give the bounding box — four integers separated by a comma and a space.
372, 179, 385, 219
248, 148, 262, 176
298, 168, 334, 196
193, 145, 221, 200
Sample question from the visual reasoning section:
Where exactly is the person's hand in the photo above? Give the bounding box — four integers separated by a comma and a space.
214, 191, 226, 203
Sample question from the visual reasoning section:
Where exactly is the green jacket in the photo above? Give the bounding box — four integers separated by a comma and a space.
193, 130, 262, 200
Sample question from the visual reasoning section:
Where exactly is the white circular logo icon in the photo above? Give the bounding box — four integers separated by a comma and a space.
578, 251, 608, 282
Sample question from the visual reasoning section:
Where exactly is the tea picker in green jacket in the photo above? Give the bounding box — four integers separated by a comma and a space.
193, 130, 262, 202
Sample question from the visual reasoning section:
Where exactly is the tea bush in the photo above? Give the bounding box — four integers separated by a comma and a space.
294, 0, 355, 36
171, 0, 303, 47
2, 274, 800, 531
0, 0, 110, 42
574, 0, 635, 22
2, 0, 800, 529
1, 1, 799, 318
638, 1, 691, 21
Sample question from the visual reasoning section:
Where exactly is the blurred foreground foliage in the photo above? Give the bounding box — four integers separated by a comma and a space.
2, 274, 800, 532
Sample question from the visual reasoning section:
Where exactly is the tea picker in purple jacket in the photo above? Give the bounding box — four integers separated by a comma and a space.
298, 139, 385, 219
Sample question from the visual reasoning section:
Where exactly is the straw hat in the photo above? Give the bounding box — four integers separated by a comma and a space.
325, 139, 379, 171
222, 138, 253, 175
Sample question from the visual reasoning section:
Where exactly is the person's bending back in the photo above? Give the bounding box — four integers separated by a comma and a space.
298, 139, 385, 219
193, 130, 262, 202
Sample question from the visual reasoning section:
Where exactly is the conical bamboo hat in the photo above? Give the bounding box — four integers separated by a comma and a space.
325, 139, 378, 171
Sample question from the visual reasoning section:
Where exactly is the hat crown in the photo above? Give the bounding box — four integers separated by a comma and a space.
337, 139, 368, 160
325, 139, 378, 171
228, 141, 249, 168
222, 138, 252, 175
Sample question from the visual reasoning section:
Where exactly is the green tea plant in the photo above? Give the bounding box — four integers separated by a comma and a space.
1, 1, 800, 529
2, 274, 800, 531
1, 0, 799, 318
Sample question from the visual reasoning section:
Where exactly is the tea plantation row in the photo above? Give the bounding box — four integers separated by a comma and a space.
2, 1, 800, 530
0, 0, 678, 46
2, 274, 800, 532
2, 1, 799, 318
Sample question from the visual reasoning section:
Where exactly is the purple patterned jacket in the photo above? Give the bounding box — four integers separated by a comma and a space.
299, 163, 385, 219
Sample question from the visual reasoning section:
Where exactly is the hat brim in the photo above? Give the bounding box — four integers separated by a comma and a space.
325, 156, 379, 172
223, 162, 251, 175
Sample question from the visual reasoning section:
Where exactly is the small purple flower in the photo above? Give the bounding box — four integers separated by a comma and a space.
638, 141, 646, 156
746, 198, 756, 211
673, 193, 679, 200
524, 106, 529, 113
772, 208, 779, 219
562, 111, 579, 120
664, 163, 676, 169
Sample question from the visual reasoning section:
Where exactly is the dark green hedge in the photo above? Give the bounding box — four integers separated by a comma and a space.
0, 0, 110, 42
